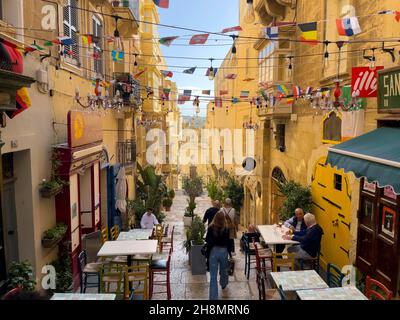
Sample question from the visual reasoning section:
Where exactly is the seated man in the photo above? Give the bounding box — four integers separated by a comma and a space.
283, 213, 323, 261
140, 208, 159, 229
276, 208, 307, 253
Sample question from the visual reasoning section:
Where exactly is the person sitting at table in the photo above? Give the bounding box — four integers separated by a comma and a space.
276, 208, 307, 254
283, 213, 323, 262
140, 208, 159, 229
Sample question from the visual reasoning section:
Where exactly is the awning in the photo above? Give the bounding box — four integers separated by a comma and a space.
326, 127, 400, 194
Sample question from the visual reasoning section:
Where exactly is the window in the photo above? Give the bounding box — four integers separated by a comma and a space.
258, 42, 291, 84
63, 0, 80, 65
334, 174, 343, 191
276, 124, 286, 152
323, 111, 342, 143
92, 16, 103, 75
0, 0, 3, 20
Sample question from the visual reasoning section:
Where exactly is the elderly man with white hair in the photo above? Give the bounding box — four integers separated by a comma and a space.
283, 213, 323, 260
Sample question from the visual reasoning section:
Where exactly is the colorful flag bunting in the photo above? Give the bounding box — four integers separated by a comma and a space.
161, 70, 173, 78
81, 35, 93, 45
202, 90, 211, 95
396, 11, 400, 22
183, 67, 197, 74
178, 95, 186, 105
260, 90, 269, 102
293, 86, 302, 98
112, 50, 124, 62
44, 41, 53, 47
225, 74, 237, 80
134, 68, 147, 79
270, 95, 277, 107
189, 34, 210, 45
214, 97, 222, 107
305, 86, 313, 95
265, 27, 279, 39
221, 26, 242, 33
159, 36, 179, 47
287, 97, 294, 105
58, 36, 74, 46
298, 22, 318, 44
153, 0, 169, 9
240, 91, 250, 98
336, 17, 361, 36
277, 84, 289, 95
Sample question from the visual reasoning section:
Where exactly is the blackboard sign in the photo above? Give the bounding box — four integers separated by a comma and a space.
378, 67, 400, 113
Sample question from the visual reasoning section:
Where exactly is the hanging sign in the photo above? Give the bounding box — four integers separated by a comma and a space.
351, 66, 384, 98
378, 66, 400, 113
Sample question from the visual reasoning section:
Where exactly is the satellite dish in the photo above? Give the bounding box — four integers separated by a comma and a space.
242, 157, 256, 172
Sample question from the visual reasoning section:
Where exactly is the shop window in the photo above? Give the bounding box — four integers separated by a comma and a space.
334, 174, 342, 191
323, 112, 342, 143
63, 0, 80, 65
92, 16, 103, 75
360, 198, 374, 229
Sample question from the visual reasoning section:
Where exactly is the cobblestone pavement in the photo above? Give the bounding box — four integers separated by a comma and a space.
152, 190, 263, 300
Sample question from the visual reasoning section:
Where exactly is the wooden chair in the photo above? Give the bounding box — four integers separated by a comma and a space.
161, 226, 175, 253
272, 252, 295, 272
365, 276, 393, 300
326, 263, 345, 288
78, 250, 103, 293
299, 246, 321, 273
149, 248, 172, 300
110, 225, 120, 241
101, 227, 109, 243
253, 241, 273, 300
124, 264, 150, 300
100, 263, 125, 299
154, 224, 164, 253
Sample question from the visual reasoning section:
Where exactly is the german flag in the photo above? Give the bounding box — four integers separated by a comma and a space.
298, 22, 318, 45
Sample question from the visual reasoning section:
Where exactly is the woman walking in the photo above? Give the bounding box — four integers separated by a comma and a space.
206, 211, 232, 300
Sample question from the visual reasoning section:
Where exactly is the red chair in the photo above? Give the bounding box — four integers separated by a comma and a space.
149, 248, 172, 300
365, 276, 393, 300
253, 240, 273, 300
161, 226, 175, 253
2, 287, 22, 300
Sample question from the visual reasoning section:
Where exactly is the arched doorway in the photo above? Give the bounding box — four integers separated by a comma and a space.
270, 167, 287, 224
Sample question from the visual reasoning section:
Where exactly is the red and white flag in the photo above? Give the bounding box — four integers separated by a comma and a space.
189, 34, 210, 45
221, 26, 242, 33
220, 90, 229, 95
225, 74, 237, 80
214, 97, 222, 107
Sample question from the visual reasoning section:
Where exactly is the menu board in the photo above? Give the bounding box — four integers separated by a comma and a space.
381, 206, 396, 238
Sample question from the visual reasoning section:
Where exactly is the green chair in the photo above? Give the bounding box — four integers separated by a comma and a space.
100, 263, 125, 299
326, 263, 345, 288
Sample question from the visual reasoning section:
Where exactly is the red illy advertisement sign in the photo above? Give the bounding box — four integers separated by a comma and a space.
351, 66, 384, 98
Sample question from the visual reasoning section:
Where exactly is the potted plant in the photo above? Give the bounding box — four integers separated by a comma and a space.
50, 242, 73, 293
162, 197, 173, 212
39, 150, 68, 198
277, 180, 312, 221
183, 199, 196, 227
183, 216, 206, 275
8, 261, 36, 292
42, 223, 68, 248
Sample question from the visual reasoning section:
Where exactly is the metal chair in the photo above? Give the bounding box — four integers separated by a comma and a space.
149, 248, 172, 300
326, 263, 345, 288
272, 252, 295, 272
124, 264, 150, 300
365, 276, 393, 300
78, 250, 103, 293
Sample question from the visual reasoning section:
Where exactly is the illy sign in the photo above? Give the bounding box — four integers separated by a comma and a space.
351, 66, 384, 98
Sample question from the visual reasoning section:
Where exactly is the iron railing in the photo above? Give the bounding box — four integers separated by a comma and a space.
117, 139, 136, 167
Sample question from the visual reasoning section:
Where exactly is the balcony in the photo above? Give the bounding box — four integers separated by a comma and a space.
113, 72, 141, 107
117, 139, 136, 167
257, 82, 293, 120
110, 0, 139, 35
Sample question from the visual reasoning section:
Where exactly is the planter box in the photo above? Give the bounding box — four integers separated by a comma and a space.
42, 237, 63, 249
190, 241, 206, 275
39, 184, 63, 198
183, 216, 193, 228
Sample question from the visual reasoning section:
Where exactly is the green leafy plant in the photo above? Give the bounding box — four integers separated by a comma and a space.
223, 176, 244, 212
43, 223, 67, 240
182, 175, 203, 203
206, 178, 224, 202
277, 180, 312, 221
162, 197, 173, 208
183, 216, 206, 254
8, 261, 36, 292
51, 241, 72, 293
184, 199, 197, 218
39, 150, 68, 196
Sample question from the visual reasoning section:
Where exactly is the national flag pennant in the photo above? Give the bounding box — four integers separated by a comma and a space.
202, 90, 211, 95
220, 90, 229, 96
293, 86, 302, 98
336, 17, 361, 36
205, 68, 218, 77
243, 78, 255, 82
134, 68, 147, 79
396, 11, 400, 22
162, 88, 171, 100
161, 70, 173, 78
378, 10, 400, 22
240, 91, 250, 98
265, 26, 279, 39
183, 90, 192, 99
305, 86, 313, 96
221, 26, 242, 33
112, 50, 124, 62
286, 96, 295, 105
153, 0, 169, 9
270, 95, 277, 107
178, 95, 187, 105
159, 36, 179, 47
6, 87, 32, 119
81, 35, 93, 46
214, 97, 222, 108
298, 22, 318, 45
58, 36, 74, 46
44, 41, 53, 47
25, 43, 43, 53
189, 34, 210, 45
277, 84, 289, 95
225, 74, 237, 80
260, 89, 269, 102
183, 67, 196, 74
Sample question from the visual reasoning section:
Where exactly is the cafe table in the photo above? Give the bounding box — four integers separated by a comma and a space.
118, 229, 153, 241
296, 286, 368, 300
257, 225, 299, 251
51, 293, 116, 300
270, 270, 329, 292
